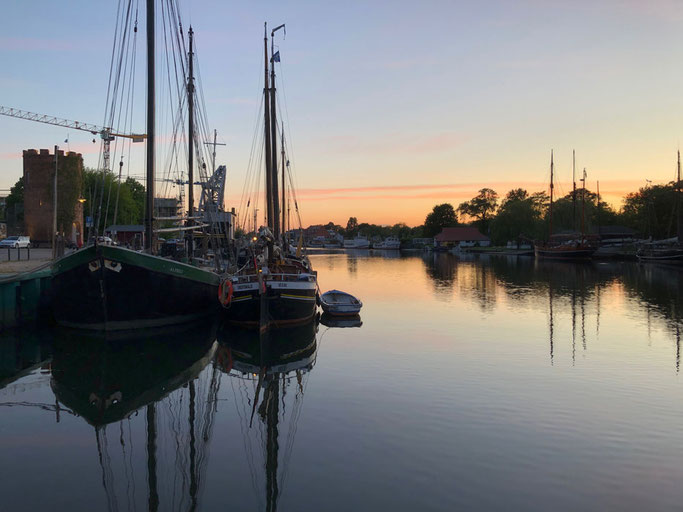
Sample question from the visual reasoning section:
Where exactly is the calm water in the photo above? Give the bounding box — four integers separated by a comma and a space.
2, 251, 683, 511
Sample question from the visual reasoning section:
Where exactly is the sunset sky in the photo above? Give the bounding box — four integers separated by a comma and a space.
2, 0, 683, 227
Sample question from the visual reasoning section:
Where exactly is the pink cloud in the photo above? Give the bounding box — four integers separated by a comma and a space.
317, 132, 467, 155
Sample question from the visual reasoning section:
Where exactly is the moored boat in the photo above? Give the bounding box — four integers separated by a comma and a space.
50, 1, 221, 330
372, 236, 401, 249
219, 24, 318, 331
535, 151, 597, 260
51, 244, 219, 330
320, 289, 363, 316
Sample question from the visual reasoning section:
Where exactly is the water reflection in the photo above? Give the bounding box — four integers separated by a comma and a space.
421, 253, 683, 368
217, 319, 319, 512
50, 321, 218, 511
0, 328, 52, 395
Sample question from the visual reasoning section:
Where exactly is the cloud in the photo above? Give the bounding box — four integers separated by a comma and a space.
316, 132, 467, 155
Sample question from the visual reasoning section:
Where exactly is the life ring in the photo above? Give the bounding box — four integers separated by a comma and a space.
218, 280, 233, 307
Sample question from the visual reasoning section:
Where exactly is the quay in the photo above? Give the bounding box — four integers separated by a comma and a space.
0, 248, 55, 329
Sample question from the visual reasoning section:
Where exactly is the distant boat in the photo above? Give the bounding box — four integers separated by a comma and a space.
320, 290, 363, 316
343, 235, 369, 249
535, 150, 597, 260
372, 236, 401, 250
324, 239, 342, 248
637, 152, 683, 265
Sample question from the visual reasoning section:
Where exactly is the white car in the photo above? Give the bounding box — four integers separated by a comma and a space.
0, 236, 30, 248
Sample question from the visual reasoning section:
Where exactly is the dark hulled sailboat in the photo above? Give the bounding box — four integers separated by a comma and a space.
220, 24, 318, 331
535, 150, 597, 259
50, 1, 220, 330
637, 151, 683, 264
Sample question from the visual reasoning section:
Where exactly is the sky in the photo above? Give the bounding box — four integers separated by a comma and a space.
2, 0, 683, 227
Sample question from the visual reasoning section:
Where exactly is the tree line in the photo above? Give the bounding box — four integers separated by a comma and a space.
423, 183, 682, 244
326, 182, 683, 245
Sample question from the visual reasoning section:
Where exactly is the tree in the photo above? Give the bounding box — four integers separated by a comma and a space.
621, 183, 677, 239
5, 176, 24, 221
457, 188, 498, 235
489, 188, 545, 245
345, 216, 358, 236
82, 168, 145, 232
424, 203, 458, 237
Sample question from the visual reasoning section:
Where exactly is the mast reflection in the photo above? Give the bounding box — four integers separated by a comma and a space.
216, 318, 319, 512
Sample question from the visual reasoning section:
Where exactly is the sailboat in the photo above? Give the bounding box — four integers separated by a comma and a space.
534, 150, 597, 259
219, 24, 318, 331
637, 151, 683, 264
49, 0, 221, 330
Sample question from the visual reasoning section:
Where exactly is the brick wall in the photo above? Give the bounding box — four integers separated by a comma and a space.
23, 149, 84, 245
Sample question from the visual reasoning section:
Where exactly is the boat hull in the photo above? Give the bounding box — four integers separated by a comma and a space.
50, 245, 220, 330
636, 248, 683, 264
534, 246, 597, 260
222, 280, 317, 329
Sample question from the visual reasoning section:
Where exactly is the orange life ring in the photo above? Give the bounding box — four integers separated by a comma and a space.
218, 280, 233, 306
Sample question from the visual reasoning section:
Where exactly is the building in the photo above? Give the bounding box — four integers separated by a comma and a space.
434, 227, 490, 249
105, 224, 144, 247
154, 197, 181, 218
23, 149, 84, 247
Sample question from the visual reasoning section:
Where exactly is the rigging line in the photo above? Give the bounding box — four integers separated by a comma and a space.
276, 59, 302, 198
238, 97, 264, 219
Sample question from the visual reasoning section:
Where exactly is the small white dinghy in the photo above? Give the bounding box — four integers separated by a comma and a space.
319, 290, 363, 316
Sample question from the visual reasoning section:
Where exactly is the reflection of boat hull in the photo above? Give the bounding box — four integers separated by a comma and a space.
216, 318, 318, 374
534, 245, 597, 260
320, 313, 362, 328
50, 319, 218, 426
51, 245, 220, 330
222, 280, 317, 329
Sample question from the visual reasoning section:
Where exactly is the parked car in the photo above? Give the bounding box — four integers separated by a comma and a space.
0, 236, 30, 249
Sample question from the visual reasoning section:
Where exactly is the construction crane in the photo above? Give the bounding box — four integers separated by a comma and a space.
0, 106, 145, 173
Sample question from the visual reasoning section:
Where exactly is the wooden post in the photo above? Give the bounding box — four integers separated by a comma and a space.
53, 145, 58, 259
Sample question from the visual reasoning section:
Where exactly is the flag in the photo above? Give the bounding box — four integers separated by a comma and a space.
272, 51, 280, 63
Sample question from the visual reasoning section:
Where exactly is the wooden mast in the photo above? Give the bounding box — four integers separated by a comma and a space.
270, 27, 283, 239
187, 27, 195, 257
263, 23, 274, 233
549, 150, 554, 240
144, 0, 155, 253
281, 130, 286, 238
572, 149, 576, 232
678, 150, 682, 243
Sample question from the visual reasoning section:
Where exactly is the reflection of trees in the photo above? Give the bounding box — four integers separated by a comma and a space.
621, 264, 683, 329
422, 253, 457, 299
422, 253, 683, 339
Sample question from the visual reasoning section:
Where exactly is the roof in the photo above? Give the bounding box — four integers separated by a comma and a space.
435, 227, 490, 242
105, 225, 144, 232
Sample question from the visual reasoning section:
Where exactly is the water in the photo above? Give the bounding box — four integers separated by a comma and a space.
2, 251, 683, 511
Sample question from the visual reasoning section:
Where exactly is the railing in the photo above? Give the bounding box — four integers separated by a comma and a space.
231, 272, 316, 284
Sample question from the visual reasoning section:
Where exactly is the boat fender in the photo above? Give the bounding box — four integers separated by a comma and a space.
218, 280, 233, 307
